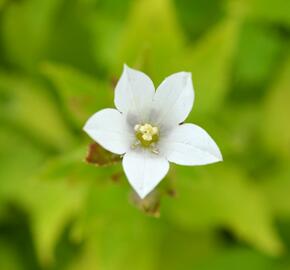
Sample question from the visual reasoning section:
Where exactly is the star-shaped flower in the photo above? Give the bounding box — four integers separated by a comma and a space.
84, 65, 222, 198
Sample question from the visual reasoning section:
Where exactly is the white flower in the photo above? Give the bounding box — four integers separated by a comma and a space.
84, 65, 222, 199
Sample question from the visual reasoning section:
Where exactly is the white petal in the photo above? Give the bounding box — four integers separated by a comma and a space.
152, 72, 194, 128
114, 65, 155, 122
83, 108, 133, 155
122, 150, 169, 199
160, 124, 222, 166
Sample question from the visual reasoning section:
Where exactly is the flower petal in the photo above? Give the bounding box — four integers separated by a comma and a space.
152, 72, 194, 128
114, 65, 155, 122
160, 123, 222, 165
122, 150, 169, 199
83, 108, 133, 155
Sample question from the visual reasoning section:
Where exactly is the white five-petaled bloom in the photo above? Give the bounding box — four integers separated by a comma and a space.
84, 65, 223, 199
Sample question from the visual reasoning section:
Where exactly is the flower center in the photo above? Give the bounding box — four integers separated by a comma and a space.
134, 123, 159, 148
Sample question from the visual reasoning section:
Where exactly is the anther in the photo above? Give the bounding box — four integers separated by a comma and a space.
134, 123, 159, 148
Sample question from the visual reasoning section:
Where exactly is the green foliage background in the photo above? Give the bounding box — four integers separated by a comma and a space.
0, 0, 290, 269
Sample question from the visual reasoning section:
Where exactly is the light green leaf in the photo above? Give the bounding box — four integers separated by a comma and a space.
0, 125, 84, 265
37, 144, 122, 185
0, 242, 25, 270
260, 167, 290, 218
184, 17, 241, 117
87, 0, 132, 68
27, 178, 86, 266
0, 126, 46, 201
113, 0, 184, 83
1, 0, 62, 70
0, 0, 7, 10
261, 57, 290, 159
193, 247, 282, 270
162, 165, 283, 255
232, 22, 285, 96
42, 63, 113, 128
245, 0, 290, 27
173, 0, 225, 41
158, 229, 221, 270
0, 72, 75, 151
67, 183, 159, 270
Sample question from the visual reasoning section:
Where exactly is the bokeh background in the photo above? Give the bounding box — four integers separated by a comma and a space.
0, 0, 290, 269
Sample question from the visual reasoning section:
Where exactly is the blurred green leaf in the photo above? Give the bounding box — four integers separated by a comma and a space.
0, 0, 7, 10
39, 146, 88, 181
246, 0, 290, 27
0, 72, 75, 151
261, 56, 290, 159
112, 0, 184, 83
0, 126, 46, 202
67, 183, 160, 270
261, 167, 290, 218
158, 229, 222, 270
173, 0, 225, 40
194, 247, 285, 270
0, 125, 84, 265
184, 17, 241, 117
87, 0, 132, 69
230, 21, 285, 102
0, 207, 41, 270
162, 165, 283, 255
45, 0, 98, 73
1, 0, 62, 70
42, 63, 113, 128
0, 242, 25, 270
27, 178, 86, 266
37, 144, 123, 188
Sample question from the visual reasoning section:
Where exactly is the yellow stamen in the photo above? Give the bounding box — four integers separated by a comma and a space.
134, 123, 159, 147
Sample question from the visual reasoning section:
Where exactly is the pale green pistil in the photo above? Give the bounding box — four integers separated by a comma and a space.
134, 123, 159, 148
